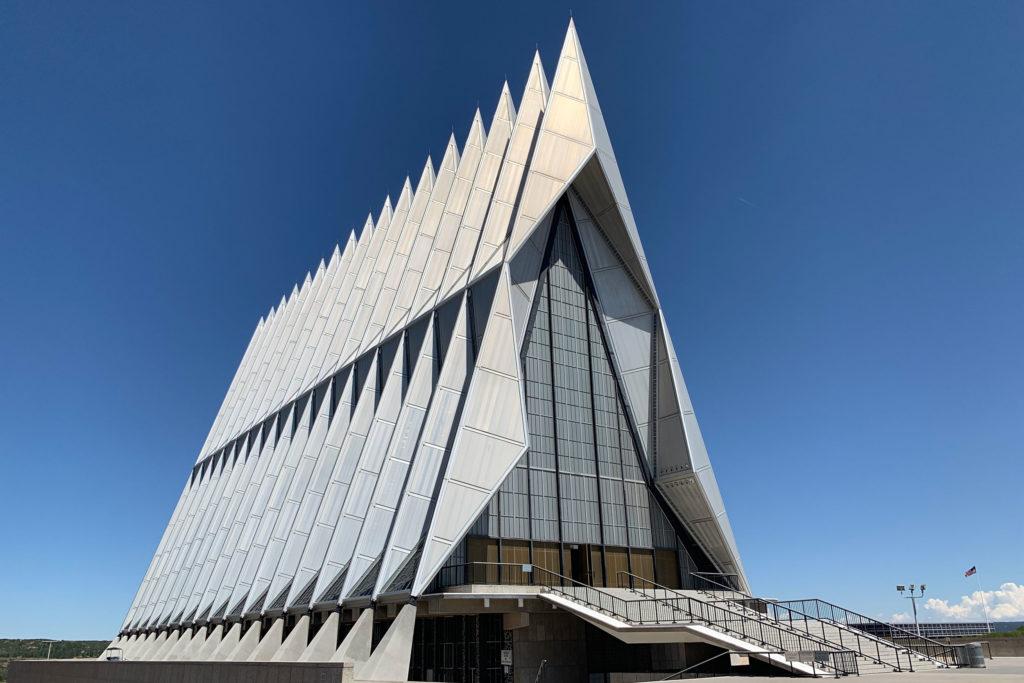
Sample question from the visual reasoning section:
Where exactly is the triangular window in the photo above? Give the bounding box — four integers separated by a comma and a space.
464, 197, 714, 589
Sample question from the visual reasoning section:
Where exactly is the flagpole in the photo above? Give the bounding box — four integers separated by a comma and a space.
975, 571, 992, 632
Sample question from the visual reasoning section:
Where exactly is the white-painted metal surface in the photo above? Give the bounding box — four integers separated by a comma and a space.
119, 20, 748, 638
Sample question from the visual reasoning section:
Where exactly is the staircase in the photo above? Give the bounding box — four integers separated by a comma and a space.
435, 562, 960, 677
678, 573, 957, 675
543, 568, 957, 676
528, 569, 857, 677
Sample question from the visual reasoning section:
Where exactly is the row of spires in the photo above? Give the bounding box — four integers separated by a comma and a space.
255, 51, 551, 329
196, 17, 608, 464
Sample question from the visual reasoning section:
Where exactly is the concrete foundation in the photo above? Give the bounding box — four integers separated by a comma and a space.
208, 622, 242, 660
247, 617, 284, 662
135, 631, 163, 660
130, 633, 156, 660
194, 623, 222, 659
8, 659, 354, 683
358, 604, 416, 682
163, 627, 193, 660
226, 621, 261, 661
511, 608, 588, 683
121, 635, 143, 659
153, 629, 182, 660
299, 611, 339, 662
271, 615, 309, 661
331, 608, 374, 665
178, 627, 208, 660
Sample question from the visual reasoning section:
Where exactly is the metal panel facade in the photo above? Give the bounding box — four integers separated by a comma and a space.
119, 20, 747, 636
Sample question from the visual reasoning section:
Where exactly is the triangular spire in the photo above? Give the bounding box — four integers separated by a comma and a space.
417, 156, 435, 195
376, 197, 393, 231
527, 50, 550, 104
442, 131, 461, 172
505, 18, 657, 303
360, 214, 374, 242
465, 53, 546, 283
467, 107, 488, 152
396, 179, 413, 212
493, 82, 516, 132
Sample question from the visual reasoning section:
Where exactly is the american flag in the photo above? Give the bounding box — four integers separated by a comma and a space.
965, 566, 977, 577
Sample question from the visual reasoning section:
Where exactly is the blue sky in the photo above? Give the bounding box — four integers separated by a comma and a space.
1, 1, 1022, 639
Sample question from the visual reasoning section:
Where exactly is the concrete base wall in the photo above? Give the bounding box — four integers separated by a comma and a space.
8, 660, 352, 683
512, 609, 587, 683
950, 636, 1024, 658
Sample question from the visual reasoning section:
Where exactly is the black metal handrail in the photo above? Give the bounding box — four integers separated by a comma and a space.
618, 572, 864, 677
656, 648, 857, 680
775, 597, 959, 668
657, 649, 783, 680
688, 572, 956, 669
433, 562, 849, 677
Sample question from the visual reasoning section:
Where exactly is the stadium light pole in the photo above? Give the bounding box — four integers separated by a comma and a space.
897, 584, 926, 638
41, 639, 58, 660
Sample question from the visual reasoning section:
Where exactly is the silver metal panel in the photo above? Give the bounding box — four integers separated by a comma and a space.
133, 459, 218, 628
320, 200, 391, 382
505, 21, 658, 317
438, 82, 518, 299
192, 425, 279, 621
217, 284, 302, 456
383, 134, 462, 339
248, 279, 311, 437
128, 482, 200, 628
245, 384, 335, 615
227, 405, 310, 618
570, 192, 654, 454
159, 453, 237, 625
177, 440, 261, 623
121, 479, 193, 629
302, 353, 382, 605
281, 254, 345, 403
196, 315, 266, 462
374, 297, 469, 597
345, 181, 413, 363
413, 269, 528, 596
209, 291, 290, 460
507, 211, 553, 348
469, 56, 548, 283
409, 100, 490, 322
505, 28, 594, 267
653, 310, 747, 589
315, 335, 409, 604
361, 161, 434, 355
124, 21, 749, 631
271, 264, 331, 412
232, 399, 317, 616
199, 304, 277, 461
339, 318, 437, 598
300, 232, 358, 390
313, 218, 376, 383
278, 369, 355, 611
209, 407, 296, 618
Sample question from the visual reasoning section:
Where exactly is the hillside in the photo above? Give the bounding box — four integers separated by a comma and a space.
0, 639, 107, 682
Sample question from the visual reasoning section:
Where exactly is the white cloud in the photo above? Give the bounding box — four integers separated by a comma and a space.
922, 582, 1024, 622
891, 611, 912, 623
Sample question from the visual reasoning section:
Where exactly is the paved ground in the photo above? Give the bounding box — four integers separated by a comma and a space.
639, 657, 1024, 681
